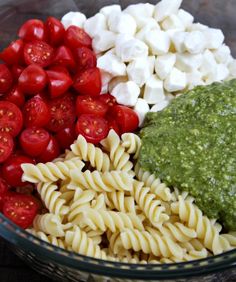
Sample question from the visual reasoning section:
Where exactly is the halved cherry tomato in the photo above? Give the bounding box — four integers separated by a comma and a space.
0, 39, 24, 65
0, 101, 23, 137
3, 193, 39, 229
23, 96, 50, 128
47, 93, 76, 132
48, 65, 70, 76
37, 136, 60, 163
11, 65, 24, 81
46, 70, 73, 98
76, 95, 108, 117
99, 94, 117, 107
20, 128, 50, 157
110, 105, 139, 134
45, 16, 65, 46
74, 68, 101, 96
0, 132, 14, 163
55, 126, 76, 150
74, 47, 96, 71
4, 86, 25, 108
0, 64, 13, 94
76, 114, 109, 144
0, 178, 9, 211
64, 26, 92, 50
107, 117, 120, 135
18, 19, 46, 42
18, 64, 47, 95
24, 41, 54, 68
2, 155, 35, 187
53, 45, 75, 70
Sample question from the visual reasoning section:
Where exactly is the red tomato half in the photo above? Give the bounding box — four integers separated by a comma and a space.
0, 101, 23, 137
4, 86, 25, 108
76, 95, 108, 117
99, 94, 117, 107
3, 193, 39, 229
18, 19, 46, 42
45, 16, 65, 47
74, 68, 101, 96
76, 114, 109, 144
24, 41, 54, 68
20, 128, 50, 157
55, 126, 76, 150
48, 65, 70, 76
0, 178, 9, 211
64, 26, 92, 50
11, 65, 24, 81
74, 47, 96, 71
0, 39, 24, 66
107, 117, 120, 135
0, 132, 14, 163
53, 45, 75, 70
18, 64, 47, 95
37, 136, 60, 163
0, 64, 13, 94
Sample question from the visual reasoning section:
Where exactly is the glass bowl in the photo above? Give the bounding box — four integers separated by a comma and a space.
0, 0, 235, 281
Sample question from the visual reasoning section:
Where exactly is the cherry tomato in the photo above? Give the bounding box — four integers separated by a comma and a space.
3, 193, 39, 229
110, 105, 139, 134
53, 45, 75, 70
74, 68, 101, 96
74, 47, 96, 71
0, 178, 9, 211
2, 155, 35, 187
64, 26, 92, 50
45, 16, 65, 46
0, 64, 13, 94
46, 70, 73, 98
48, 65, 70, 76
23, 96, 50, 128
0, 132, 14, 163
37, 136, 60, 163
76, 95, 108, 117
24, 41, 54, 68
76, 114, 109, 144
47, 93, 76, 132
107, 117, 120, 135
99, 94, 117, 107
18, 19, 46, 42
4, 86, 25, 108
55, 126, 76, 150
11, 65, 24, 81
0, 101, 23, 137
0, 39, 24, 66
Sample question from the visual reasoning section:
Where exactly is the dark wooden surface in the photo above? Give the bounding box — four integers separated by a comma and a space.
0, 0, 236, 281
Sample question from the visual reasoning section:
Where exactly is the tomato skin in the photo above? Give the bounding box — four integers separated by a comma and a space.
37, 136, 60, 163
76, 95, 108, 117
74, 47, 96, 71
107, 118, 120, 135
0, 39, 24, 66
11, 65, 24, 81
3, 193, 39, 229
23, 96, 50, 128
0, 178, 9, 211
46, 70, 73, 98
99, 94, 117, 108
18, 19, 46, 42
0, 64, 13, 94
45, 16, 65, 47
18, 64, 47, 95
0, 132, 14, 163
48, 65, 70, 76
4, 86, 25, 108
53, 45, 75, 70
74, 68, 101, 96
55, 126, 76, 150
2, 155, 35, 187
64, 26, 92, 50
20, 128, 50, 157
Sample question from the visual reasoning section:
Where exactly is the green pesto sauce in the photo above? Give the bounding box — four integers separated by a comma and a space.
139, 79, 236, 231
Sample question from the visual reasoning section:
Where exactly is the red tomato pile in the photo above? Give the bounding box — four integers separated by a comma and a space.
0, 17, 139, 229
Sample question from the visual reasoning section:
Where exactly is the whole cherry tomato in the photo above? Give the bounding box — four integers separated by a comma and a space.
45, 16, 65, 47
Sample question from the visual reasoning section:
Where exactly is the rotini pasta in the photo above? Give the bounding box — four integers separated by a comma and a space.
104, 192, 136, 214
121, 133, 141, 159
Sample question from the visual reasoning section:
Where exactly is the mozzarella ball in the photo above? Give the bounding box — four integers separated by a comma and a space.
108, 12, 137, 35
144, 75, 165, 104
100, 5, 121, 17
97, 53, 126, 77
155, 53, 176, 80
164, 67, 187, 92
84, 13, 107, 38
203, 28, 224, 50
145, 30, 171, 55
175, 53, 203, 72
150, 100, 170, 112
134, 98, 150, 126
61, 12, 86, 29
154, 0, 183, 22
92, 30, 116, 53
177, 9, 194, 29
184, 31, 206, 54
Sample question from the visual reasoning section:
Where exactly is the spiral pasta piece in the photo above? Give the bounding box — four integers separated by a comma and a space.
71, 135, 111, 172
121, 133, 141, 159
104, 192, 136, 214
22, 158, 85, 183
180, 239, 208, 261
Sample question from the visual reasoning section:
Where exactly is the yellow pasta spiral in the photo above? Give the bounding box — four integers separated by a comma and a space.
121, 133, 141, 159
104, 192, 136, 214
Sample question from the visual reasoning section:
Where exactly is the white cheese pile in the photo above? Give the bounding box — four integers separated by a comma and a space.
62, 0, 236, 126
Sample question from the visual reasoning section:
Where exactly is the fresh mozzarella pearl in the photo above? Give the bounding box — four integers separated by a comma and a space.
107, 12, 137, 35
175, 53, 203, 72
145, 30, 170, 55
199, 50, 217, 80
188, 23, 208, 32
155, 53, 176, 80
97, 53, 126, 77
184, 31, 206, 54
84, 13, 107, 38
134, 98, 150, 126
111, 81, 140, 107
228, 60, 236, 78
108, 76, 129, 93
61, 12, 86, 29
101, 71, 113, 86
154, 0, 183, 22
144, 75, 165, 104
100, 5, 121, 17
177, 9, 194, 29
215, 64, 230, 81
170, 31, 187, 53
92, 30, 116, 53
135, 19, 161, 41
203, 28, 224, 50
213, 44, 231, 64
164, 67, 187, 92
186, 70, 204, 89
150, 100, 169, 112
161, 15, 185, 31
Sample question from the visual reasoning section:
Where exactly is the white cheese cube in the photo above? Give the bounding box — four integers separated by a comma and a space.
199, 50, 217, 80
203, 28, 224, 50
184, 31, 206, 54
108, 12, 137, 35
100, 5, 121, 17
155, 53, 176, 80
213, 44, 231, 64
61, 12, 86, 29
164, 67, 187, 92
92, 30, 116, 53
101, 71, 112, 86
135, 19, 161, 41
161, 15, 185, 31
154, 0, 183, 22
170, 31, 187, 53
150, 100, 169, 112
175, 53, 203, 72
108, 76, 129, 93
145, 30, 170, 55
144, 75, 165, 104
97, 53, 126, 77
134, 98, 150, 127
84, 13, 107, 38
228, 60, 236, 78
188, 23, 208, 32
215, 64, 229, 81
111, 81, 140, 107
177, 9, 194, 29
186, 70, 204, 89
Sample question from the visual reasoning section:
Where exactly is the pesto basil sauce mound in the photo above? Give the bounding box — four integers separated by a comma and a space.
139, 79, 236, 231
